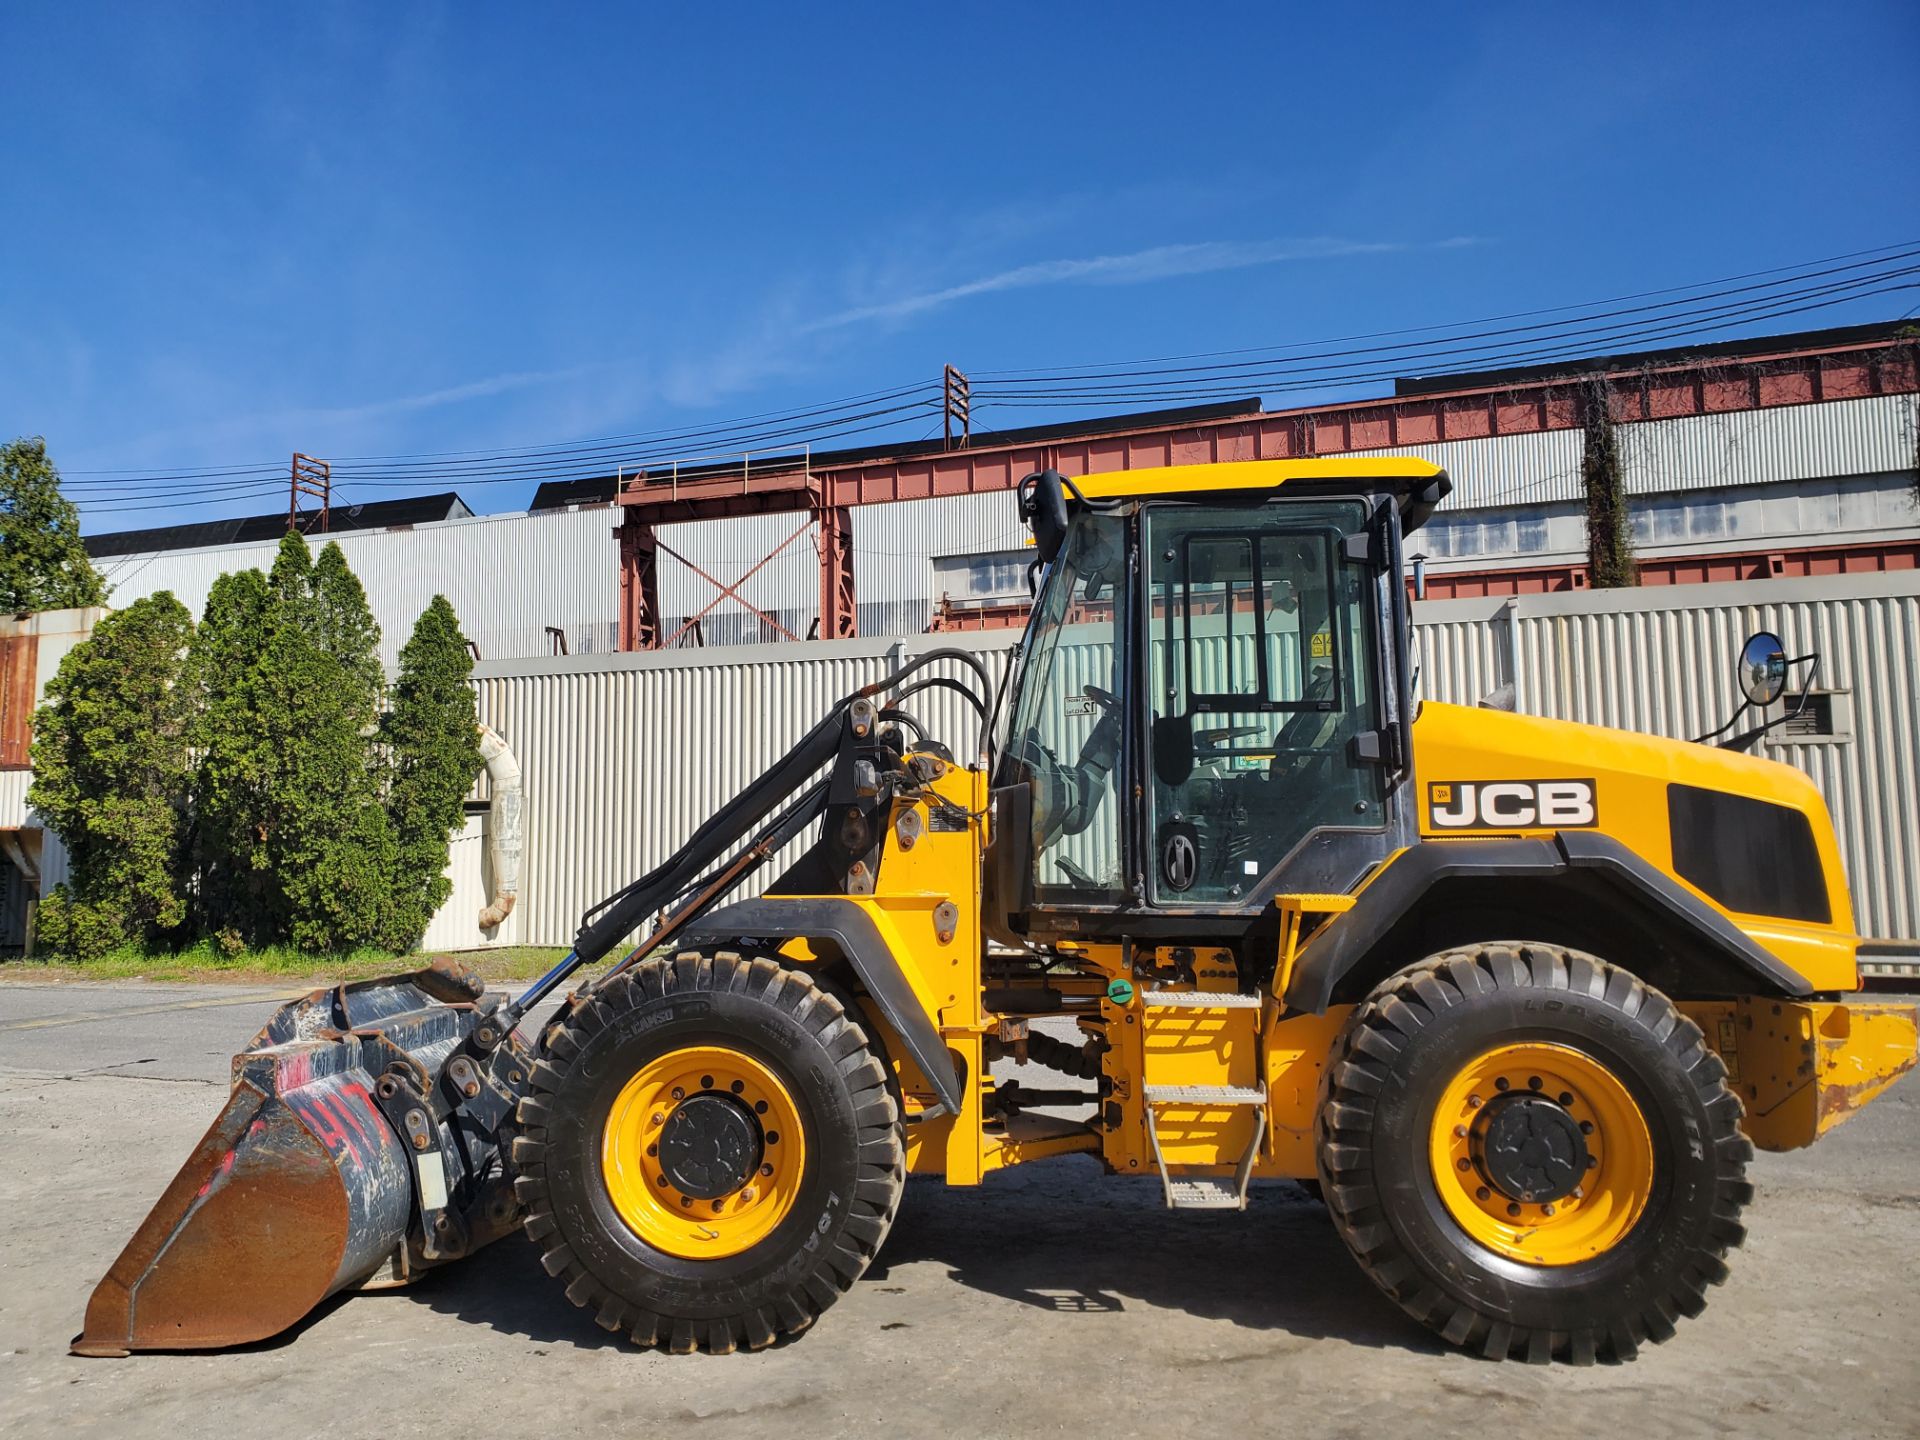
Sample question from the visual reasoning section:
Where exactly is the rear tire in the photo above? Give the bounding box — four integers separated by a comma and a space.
509, 950, 905, 1353
1316, 943, 1752, 1363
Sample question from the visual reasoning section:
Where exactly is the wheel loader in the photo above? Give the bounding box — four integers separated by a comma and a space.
76, 457, 1918, 1365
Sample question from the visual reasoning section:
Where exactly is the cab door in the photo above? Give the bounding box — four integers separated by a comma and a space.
1142, 499, 1394, 909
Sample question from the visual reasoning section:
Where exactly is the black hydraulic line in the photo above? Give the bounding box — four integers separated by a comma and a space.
599, 777, 833, 987
570, 702, 851, 963
510, 651, 997, 1024
856, 646, 994, 705
889, 676, 988, 723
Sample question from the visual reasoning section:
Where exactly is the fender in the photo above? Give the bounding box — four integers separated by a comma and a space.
676, 896, 964, 1115
1284, 832, 1812, 1013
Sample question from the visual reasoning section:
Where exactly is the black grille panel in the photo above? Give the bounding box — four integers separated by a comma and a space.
1667, 783, 1831, 925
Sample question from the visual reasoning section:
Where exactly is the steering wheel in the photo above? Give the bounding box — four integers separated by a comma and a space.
1084, 684, 1120, 713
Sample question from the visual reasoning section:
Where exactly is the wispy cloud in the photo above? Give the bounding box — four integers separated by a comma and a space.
806, 236, 1479, 332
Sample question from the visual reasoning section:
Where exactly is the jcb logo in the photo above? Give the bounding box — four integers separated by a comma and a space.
1428, 779, 1597, 831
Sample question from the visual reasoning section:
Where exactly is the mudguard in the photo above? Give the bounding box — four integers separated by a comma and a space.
1284, 832, 1813, 1013
676, 896, 965, 1114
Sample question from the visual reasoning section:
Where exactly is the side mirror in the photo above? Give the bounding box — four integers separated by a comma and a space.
1737, 631, 1788, 707
1018, 469, 1071, 566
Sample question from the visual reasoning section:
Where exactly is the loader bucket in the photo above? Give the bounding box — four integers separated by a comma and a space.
73, 960, 509, 1356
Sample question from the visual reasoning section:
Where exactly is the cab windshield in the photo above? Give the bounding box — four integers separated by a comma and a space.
999, 511, 1129, 902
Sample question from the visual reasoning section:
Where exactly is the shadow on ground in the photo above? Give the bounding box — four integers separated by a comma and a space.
408, 1157, 1438, 1357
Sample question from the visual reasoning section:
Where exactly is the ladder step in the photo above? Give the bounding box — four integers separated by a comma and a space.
1145, 1084, 1266, 1105
1164, 1176, 1244, 1210
1141, 991, 1262, 1008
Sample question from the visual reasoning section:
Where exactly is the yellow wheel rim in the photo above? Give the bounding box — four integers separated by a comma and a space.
1428, 1041, 1654, 1267
601, 1044, 806, 1260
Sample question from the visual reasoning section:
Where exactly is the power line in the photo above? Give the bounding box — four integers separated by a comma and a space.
70, 242, 1919, 514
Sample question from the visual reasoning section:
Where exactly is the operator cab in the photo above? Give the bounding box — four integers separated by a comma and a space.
987, 460, 1449, 945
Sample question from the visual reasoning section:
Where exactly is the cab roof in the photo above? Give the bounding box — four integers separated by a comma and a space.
1074, 456, 1446, 501
1071, 457, 1451, 533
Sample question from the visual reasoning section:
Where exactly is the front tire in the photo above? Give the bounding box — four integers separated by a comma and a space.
1316, 943, 1752, 1363
509, 950, 905, 1353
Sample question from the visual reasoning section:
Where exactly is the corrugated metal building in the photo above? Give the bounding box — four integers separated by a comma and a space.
431, 571, 1920, 954
96, 504, 619, 670
618, 388, 1918, 634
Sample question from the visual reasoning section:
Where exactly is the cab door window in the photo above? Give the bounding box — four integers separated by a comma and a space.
1146, 502, 1382, 905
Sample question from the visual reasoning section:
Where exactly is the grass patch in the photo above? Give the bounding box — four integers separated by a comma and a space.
0, 939, 570, 988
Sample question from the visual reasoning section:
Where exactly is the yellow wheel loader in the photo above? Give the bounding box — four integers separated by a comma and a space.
76, 458, 1918, 1364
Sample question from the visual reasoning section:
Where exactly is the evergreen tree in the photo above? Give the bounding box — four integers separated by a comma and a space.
312, 541, 385, 714
0, 437, 108, 613
256, 532, 396, 951
383, 596, 481, 949
187, 568, 276, 940
28, 594, 194, 959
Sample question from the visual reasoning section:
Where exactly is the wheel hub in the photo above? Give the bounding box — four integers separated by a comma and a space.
600, 1044, 807, 1259
1428, 1041, 1655, 1266
659, 1094, 762, 1199
1477, 1094, 1589, 1204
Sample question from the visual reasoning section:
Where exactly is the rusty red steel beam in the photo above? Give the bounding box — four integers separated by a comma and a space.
611, 334, 1919, 648
655, 519, 815, 649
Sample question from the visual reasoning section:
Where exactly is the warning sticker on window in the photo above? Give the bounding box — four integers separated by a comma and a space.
1310, 630, 1333, 658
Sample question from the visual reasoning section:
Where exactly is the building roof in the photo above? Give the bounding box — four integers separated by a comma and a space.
85, 492, 475, 559
526, 399, 1264, 511
1392, 318, 1919, 397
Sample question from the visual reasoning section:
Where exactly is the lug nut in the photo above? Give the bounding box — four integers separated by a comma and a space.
765, 1131, 780, 1145
1456, 1158, 1472, 1172
1586, 1156, 1598, 1170
1494, 1078, 1510, 1091
1453, 1125, 1468, 1139
651, 1111, 665, 1126
1558, 1092, 1574, 1106
701, 1075, 714, 1089
1528, 1076, 1542, 1090
740, 1187, 756, 1203
680, 1197, 692, 1208
1476, 1187, 1491, 1201
1506, 1203, 1522, 1217
760, 1164, 774, 1177
671, 1087, 685, 1101
1468, 1095, 1483, 1109
1579, 1120, 1594, 1135
754, 1100, 768, 1114
1542, 1203, 1556, 1217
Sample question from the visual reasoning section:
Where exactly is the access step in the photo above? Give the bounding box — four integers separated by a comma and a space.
1144, 1085, 1266, 1105
1141, 990, 1262, 1009
1164, 1176, 1245, 1210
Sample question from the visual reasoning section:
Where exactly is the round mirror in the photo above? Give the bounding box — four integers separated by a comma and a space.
1737, 631, 1787, 707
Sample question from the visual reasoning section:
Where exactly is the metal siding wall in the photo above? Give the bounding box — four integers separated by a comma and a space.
1412, 598, 1514, 707
854, 492, 1028, 607
1615, 393, 1918, 499
469, 641, 902, 948
97, 507, 619, 670
1347, 430, 1585, 511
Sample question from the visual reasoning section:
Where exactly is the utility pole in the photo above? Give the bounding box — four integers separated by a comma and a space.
288, 453, 331, 533
942, 364, 971, 450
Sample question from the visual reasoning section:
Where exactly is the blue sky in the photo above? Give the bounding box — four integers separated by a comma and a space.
3, 3, 1916, 535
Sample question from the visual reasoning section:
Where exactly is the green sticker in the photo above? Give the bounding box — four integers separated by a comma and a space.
1106, 978, 1135, 1005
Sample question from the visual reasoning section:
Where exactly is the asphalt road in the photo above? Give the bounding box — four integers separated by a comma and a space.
2, 980, 1917, 1439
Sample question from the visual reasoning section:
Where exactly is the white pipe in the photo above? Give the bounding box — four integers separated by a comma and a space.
476, 723, 522, 930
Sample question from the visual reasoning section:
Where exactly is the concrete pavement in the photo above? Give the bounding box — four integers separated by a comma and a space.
2, 981, 1917, 1439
